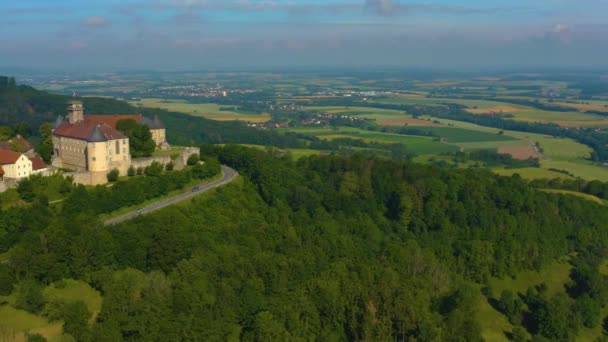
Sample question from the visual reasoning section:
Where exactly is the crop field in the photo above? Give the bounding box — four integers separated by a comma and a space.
545, 101, 608, 112
371, 96, 608, 127
497, 145, 540, 160
466, 105, 523, 114
406, 114, 608, 181
377, 117, 441, 126
130, 98, 270, 122
290, 127, 459, 154
372, 97, 508, 108
413, 126, 515, 143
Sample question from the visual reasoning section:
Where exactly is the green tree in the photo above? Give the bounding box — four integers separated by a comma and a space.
498, 290, 524, 324
17, 178, 36, 202
26, 334, 48, 342
575, 294, 601, 328
144, 162, 163, 177
127, 166, 136, 177
253, 311, 289, 341
63, 301, 91, 342
0, 264, 16, 295
106, 169, 119, 182
187, 154, 200, 166
116, 119, 156, 157
13, 122, 31, 138
15, 279, 46, 314
38, 122, 54, 163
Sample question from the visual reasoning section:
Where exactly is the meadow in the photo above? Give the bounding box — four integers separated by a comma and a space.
286, 127, 460, 154
130, 98, 271, 122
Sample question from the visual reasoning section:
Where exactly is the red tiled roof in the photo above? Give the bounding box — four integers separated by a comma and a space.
53, 121, 127, 142
11, 135, 33, 152
29, 157, 47, 171
0, 135, 33, 153
0, 149, 22, 165
85, 114, 142, 129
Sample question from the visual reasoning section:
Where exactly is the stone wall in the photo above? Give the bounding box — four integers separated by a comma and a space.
130, 156, 172, 171
174, 147, 201, 170
60, 146, 201, 186
64, 171, 93, 186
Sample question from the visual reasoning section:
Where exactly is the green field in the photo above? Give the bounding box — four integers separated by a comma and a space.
130, 98, 271, 122
411, 114, 608, 181
372, 96, 608, 127
410, 126, 515, 143
287, 127, 459, 154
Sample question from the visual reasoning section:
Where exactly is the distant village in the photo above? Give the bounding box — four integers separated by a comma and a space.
140, 85, 257, 98
248, 112, 366, 130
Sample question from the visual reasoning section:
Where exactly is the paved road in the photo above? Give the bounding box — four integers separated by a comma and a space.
104, 165, 238, 226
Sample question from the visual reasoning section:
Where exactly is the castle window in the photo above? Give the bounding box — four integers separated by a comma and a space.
123, 148, 126, 154
116, 141, 120, 154
92, 157, 96, 162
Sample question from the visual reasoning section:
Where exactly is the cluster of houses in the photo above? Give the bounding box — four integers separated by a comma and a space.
0, 135, 48, 183
247, 122, 289, 129
301, 112, 366, 126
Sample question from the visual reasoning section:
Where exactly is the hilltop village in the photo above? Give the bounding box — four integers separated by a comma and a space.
1, 100, 197, 189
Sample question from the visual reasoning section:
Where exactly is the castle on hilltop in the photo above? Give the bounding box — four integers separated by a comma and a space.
51, 100, 172, 184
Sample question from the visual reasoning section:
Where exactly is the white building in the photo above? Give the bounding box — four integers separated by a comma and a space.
0, 150, 33, 180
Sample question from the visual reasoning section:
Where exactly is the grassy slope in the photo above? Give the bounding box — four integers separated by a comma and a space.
479, 259, 573, 342
493, 168, 575, 180
0, 279, 101, 342
540, 189, 606, 205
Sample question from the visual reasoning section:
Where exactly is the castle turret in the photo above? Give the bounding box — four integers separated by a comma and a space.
67, 100, 84, 124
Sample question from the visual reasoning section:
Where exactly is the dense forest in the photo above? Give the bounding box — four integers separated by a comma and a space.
2, 146, 608, 340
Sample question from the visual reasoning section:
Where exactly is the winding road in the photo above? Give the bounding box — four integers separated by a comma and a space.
104, 165, 238, 226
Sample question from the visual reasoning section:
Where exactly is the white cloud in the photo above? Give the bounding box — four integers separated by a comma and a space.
81, 16, 111, 28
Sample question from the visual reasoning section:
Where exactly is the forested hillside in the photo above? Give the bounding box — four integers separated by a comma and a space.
2, 147, 608, 340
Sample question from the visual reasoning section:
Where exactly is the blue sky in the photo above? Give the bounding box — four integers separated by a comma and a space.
1, 0, 608, 70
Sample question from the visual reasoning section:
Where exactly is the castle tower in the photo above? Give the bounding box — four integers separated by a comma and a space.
67, 100, 84, 124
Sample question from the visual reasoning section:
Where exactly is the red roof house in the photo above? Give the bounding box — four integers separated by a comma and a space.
0, 149, 22, 165
29, 157, 47, 171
